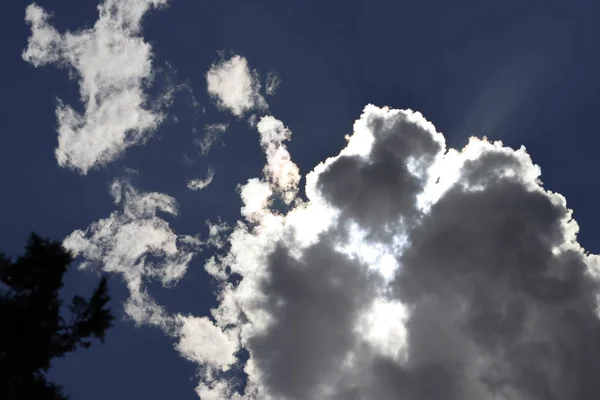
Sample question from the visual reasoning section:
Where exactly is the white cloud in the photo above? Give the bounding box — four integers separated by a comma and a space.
63, 179, 201, 329
206, 55, 267, 117
256, 116, 300, 204
22, 0, 168, 174
205, 218, 231, 250
239, 178, 273, 223
175, 315, 238, 369
188, 168, 215, 191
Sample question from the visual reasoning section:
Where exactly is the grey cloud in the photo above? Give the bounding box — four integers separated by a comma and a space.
317, 108, 443, 238
235, 109, 600, 399
63, 179, 202, 329
247, 236, 381, 400
389, 149, 600, 400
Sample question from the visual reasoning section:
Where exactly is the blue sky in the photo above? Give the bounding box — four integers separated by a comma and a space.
3, 0, 600, 399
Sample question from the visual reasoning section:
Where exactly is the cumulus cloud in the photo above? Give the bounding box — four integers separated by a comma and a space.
22, 0, 168, 174
206, 55, 267, 117
176, 105, 600, 400
63, 179, 201, 330
265, 71, 281, 96
175, 315, 238, 369
188, 168, 215, 191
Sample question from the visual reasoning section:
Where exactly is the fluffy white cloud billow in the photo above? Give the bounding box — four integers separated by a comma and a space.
175, 315, 238, 370
206, 55, 268, 117
22, 0, 168, 174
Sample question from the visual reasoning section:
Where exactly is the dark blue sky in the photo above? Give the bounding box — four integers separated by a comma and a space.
2, 0, 600, 399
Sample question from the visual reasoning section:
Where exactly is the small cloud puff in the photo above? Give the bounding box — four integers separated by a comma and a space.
206, 55, 267, 117
188, 168, 215, 191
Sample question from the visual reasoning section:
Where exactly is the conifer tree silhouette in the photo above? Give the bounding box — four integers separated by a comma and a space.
0, 233, 114, 399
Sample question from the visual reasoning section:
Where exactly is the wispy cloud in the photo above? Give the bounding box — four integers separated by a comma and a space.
197, 123, 228, 155
188, 168, 215, 191
63, 179, 201, 330
22, 0, 169, 174
265, 71, 281, 96
206, 55, 267, 117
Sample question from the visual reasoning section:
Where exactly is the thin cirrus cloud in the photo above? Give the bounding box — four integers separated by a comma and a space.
22, 0, 169, 174
255, 116, 300, 205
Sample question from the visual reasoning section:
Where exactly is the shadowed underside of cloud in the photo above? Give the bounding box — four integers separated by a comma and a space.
182, 105, 600, 400
22, 0, 169, 174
